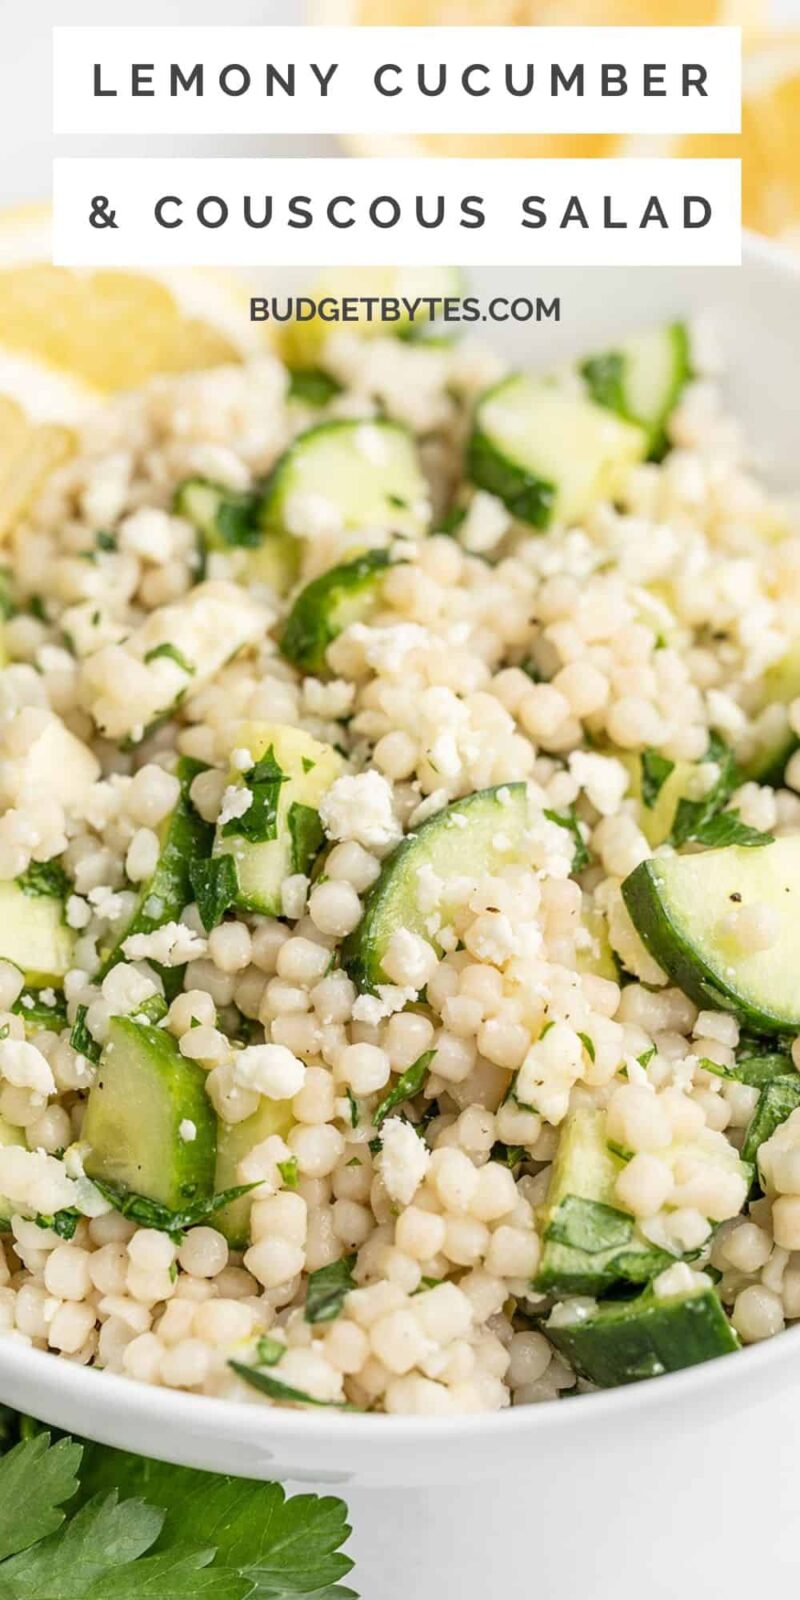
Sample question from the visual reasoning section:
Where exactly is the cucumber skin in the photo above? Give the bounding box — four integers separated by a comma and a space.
280, 548, 392, 676
97, 757, 213, 984
84, 1017, 216, 1211
621, 858, 798, 1035
546, 1287, 738, 1388
341, 783, 529, 994
582, 322, 691, 461
467, 425, 555, 529
259, 417, 426, 538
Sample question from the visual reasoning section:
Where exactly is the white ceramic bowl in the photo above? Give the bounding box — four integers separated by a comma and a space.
3, 234, 800, 1596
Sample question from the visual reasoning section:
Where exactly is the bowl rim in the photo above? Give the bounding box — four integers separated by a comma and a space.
3, 226, 800, 1459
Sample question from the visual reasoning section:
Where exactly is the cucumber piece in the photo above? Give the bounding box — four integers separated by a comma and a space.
0, 1117, 28, 1229
546, 1283, 738, 1388
535, 1107, 672, 1296
215, 1098, 295, 1248
341, 783, 533, 994
575, 905, 619, 982
741, 640, 800, 786
213, 722, 343, 916
742, 1075, 800, 1167
619, 751, 699, 849
260, 420, 429, 544
581, 323, 692, 457
622, 838, 800, 1033
83, 1017, 216, 1210
0, 868, 73, 985
174, 477, 299, 597
468, 375, 647, 529
280, 266, 465, 367
280, 549, 393, 676
97, 757, 213, 980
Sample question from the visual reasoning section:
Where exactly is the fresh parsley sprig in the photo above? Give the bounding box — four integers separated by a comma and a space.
0, 1428, 358, 1598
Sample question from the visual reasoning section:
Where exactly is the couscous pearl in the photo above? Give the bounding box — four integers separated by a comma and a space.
308, 881, 362, 938
177, 1227, 228, 1278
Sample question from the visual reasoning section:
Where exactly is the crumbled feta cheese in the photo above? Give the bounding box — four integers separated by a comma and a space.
0, 1039, 55, 1099
66, 894, 91, 931
233, 1043, 306, 1101
568, 751, 629, 818
218, 784, 253, 827
122, 921, 207, 967
352, 986, 417, 1025
379, 1117, 430, 1206
231, 747, 254, 772
179, 1119, 197, 1143
319, 771, 402, 855
87, 885, 127, 922
459, 490, 511, 555
0, 1147, 79, 1216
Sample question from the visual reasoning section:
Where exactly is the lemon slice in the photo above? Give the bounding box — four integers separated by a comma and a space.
315, 0, 765, 158
0, 205, 262, 403
674, 37, 800, 244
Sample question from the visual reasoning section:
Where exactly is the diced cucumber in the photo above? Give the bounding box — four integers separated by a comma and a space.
260, 420, 430, 544
174, 477, 299, 597
741, 640, 800, 786
622, 838, 800, 1033
581, 322, 692, 458
575, 905, 619, 982
742, 1075, 800, 1168
280, 549, 393, 676
97, 757, 213, 981
619, 751, 699, 849
215, 1098, 295, 1248
213, 722, 343, 916
535, 1107, 672, 1296
280, 266, 464, 368
83, 1017, 216, 1210
0, 1116, 28, 1228
0, 869, 73, 985
546, 1283, 738, 1388
468, 375, 647, 530
342, 784, 533, 994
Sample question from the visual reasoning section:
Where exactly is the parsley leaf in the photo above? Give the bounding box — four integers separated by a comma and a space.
373, 1050, 436, 1128
34, 1208, 82, 1240
143, 643, 195, 674
190, 856, 239, 931
0, 1431, 359, 1600
91, 1181, 258, 1244
0, 1434, 81, 1561
221, 749, 288, 846
543, 807, 590, 873
15, 862, 70, 901
288, 803, 324, 875
288, 367, 342, 407
682, 810, 774, 849
669, 732, 742, 847
70, 1003, 101, 1064
640, 749, 675, 808
304, 1254, 357, 1324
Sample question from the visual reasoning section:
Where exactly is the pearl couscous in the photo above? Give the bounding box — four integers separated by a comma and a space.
0, 311, 799, 1415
